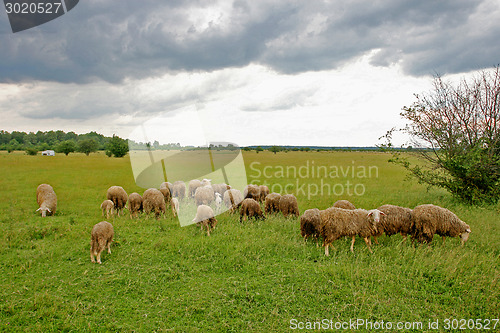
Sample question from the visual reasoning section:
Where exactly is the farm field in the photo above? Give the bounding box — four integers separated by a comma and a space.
0, 150, 499, 332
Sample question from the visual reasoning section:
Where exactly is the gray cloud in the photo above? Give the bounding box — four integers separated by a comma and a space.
0, 0, 498, 83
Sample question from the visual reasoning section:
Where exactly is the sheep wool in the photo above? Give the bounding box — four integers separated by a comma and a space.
332, 199, 356, 210
300, 208, 322, 243
90, 221, 114, 264
243, 184, 261, 201
279, 194, 300, 218
259, 185, 270, 202
223, 189, 244, 212
171, 197, 179, 217
264, 193, 281, 214
100, 200, 114, 219
193, 205, 217, 236
188, 179, 202, 198
143, 188, 166, 219
106, 186, 128, 216
36, 184, 57, 217
172, 181, 186, 200
159, 182, 172, 205
128, 192, 143, 218
374, 204, 413, 243
239, 198, 265, 222
194, 185, 215, 206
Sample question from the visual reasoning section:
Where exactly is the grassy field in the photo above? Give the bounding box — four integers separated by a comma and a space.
0, 150, 498, 332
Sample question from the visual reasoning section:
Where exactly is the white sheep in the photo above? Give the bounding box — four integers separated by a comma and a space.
192, 204, 217, 236
90, 221, 114, 264
223, 189, 244, 213
194, 185, 215, 206
188, 179, 202, 198
36, 184, 57, 217
215, 192, 222, 212
171, 197, 179, 217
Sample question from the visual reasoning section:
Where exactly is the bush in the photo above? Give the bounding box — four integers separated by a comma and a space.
25, 147, 38, 155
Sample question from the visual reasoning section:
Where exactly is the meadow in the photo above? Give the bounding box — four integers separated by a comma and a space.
0, 150, 498, 332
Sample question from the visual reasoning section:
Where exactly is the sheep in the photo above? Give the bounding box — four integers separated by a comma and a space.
223, 189, 244, 213
243, 184, 261, 200
162, 181, 173, 194
188, 179, 202, 198
412, 204, 471, 245
159, 182, 171, 206
100, 200, 114, 219
332, 199, 356, 210
90, 221, 114, 264
259, 185, 270, 202
300, 208, 321, 243
128, 192, 143, 218
215, 192, 222, 212
279, 194, 300, 218
142, 188, 166, 219
171, 197, 179, 217
319, 207, 385, 256
212, 183, 228, 196
172, 181, 186, 200
201, 179, 212, 186
192, 204, 217, 236
106, 186, 128, 216
36, 184, 57, 217
265, 193, 281, 214
239, 198, 265, 222
373, 204, 414, 244
194, 185, 215, 206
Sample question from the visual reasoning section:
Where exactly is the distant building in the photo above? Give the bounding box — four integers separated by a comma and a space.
42, 150, 55, 156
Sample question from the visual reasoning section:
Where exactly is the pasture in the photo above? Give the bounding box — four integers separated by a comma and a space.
0, 150, 498, 332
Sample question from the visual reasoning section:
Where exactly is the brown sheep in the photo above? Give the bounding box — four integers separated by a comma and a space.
373, 204, 413, 244
188, 179, 202, 198
143, 188, 166, 219
172, 181, 186, 200
239, 198, 265, 222
300, 208, 321, 243
243, 184, 261, 200
279, 194, 300, 218
412, 204, 471, 245
128, 192, 143, 218
319, 208, 385, 256
90, 221, 114, 264
223, 189, 244, 213
193, 205, 217, 236
106, 186, 128, 216
159, 182, 172, 206
100, 200, 114, 219
194, 185, 215, 206
259, 185, 270, 202
265, 193, 281, 214
36, 184, 57, 217
332, 199, 356, 210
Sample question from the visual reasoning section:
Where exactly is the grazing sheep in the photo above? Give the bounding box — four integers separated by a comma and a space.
239, 198, 265, 222
373, 204, 413, 243
162, 182, 173, 194
223, 189, 244, 212
171, 197, 179, 217
159, 182, 172, 206
332, 199, 356, 210
188, 179, 202, 198
265, 193, 281, 214
279, 194, 300, 218
201, 179, 212, 187
36, 184, 57, 217
101, 200, 114, 219
300, 208, 322, 243
128, 192, 143, 218
194, 185, 215, 206
90, 221, 114, 264
172, 181, 186, 200
243, 184, 261, 200
215, 192, 222, 212
212, 183, 228, 196
143, 188, 166, 219
106, 186, 128, 216
319, 207, 385, 256
192, 205, 217, 236
259, 185, 270, 202
412, 204, 471, 245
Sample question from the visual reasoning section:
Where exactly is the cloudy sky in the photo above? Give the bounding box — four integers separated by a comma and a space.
1, 0, 499, 146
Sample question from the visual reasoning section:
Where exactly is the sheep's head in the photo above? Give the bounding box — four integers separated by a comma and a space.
367, 209, 386, 224
460, 224, 472, 244
36, 206, 51, 217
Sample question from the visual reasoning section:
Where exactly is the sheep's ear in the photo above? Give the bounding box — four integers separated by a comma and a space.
380, 211, 386, 216
466, 228, 471, 233
47, 208, 51, 213
367, 211, 373, 217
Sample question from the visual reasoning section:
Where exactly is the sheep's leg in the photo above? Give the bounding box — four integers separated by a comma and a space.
364, 237, 373, 253
442, 236, 446, 245
350, 236, 356, 253
373, 236, 379, 245
90, 248, 95, 263
324, 243, 330, 256
206, 224, 211, 236
96, 251, 102, 264
107, 241, 112, 254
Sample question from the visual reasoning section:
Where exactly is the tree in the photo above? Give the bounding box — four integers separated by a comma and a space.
57, 140, 77, 156
106, 135, 129, 157
25, 147, 38, 155
255, 146, 263, 154
268, 146, 281, 154
382, 66, 500, 204
78, 139, 99, 156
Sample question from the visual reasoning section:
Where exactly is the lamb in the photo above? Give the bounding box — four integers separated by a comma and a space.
106, 186, 128, 216
239, 198, 265, 222
332, 199, 356, 210
142, 188, 166, 219
171, 197, 179, 217
192, 204, 217, 236
100, 200, 114, 219
215, 192, 222, 212
264, 193, 281, 214
188, 179, 202, 198
319, 207, 385, 256
412, 204, 471, 245
36, 184, 57, 217
223, 188, 244, 212
159, 182, 171, 205
373, 204, 414, 243
243, 184, 261, 200
212, 183, 228, 196
279, 194, 300, 218
300, 208, 322, 243
172, 181, 186, 200
259, 185, 270, 202
90, 221, 114, 264
194, 185, 215, 206
128, 192, 143, 218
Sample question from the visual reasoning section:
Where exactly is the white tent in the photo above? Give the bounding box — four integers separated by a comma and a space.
42, 150, 55, 156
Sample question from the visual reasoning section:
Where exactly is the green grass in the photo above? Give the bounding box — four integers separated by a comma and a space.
0, 151, 498, 332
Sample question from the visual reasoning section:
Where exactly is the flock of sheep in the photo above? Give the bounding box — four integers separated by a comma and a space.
35, 179, 472, 264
